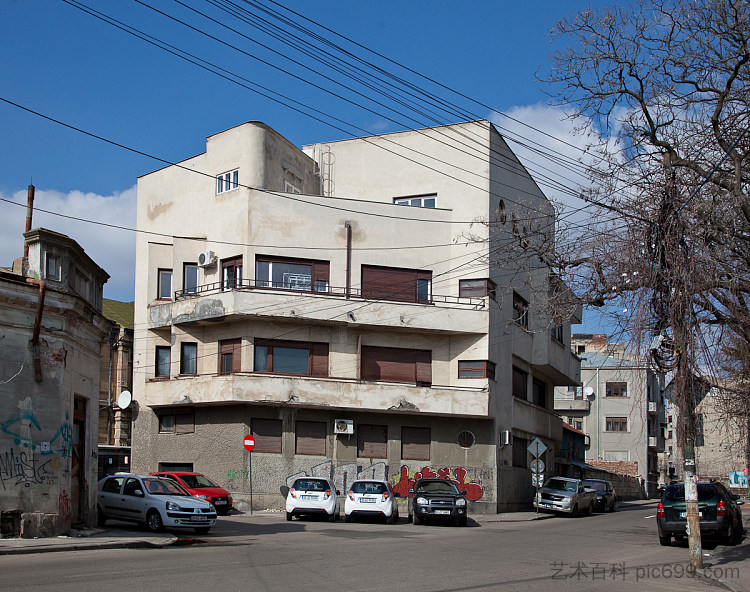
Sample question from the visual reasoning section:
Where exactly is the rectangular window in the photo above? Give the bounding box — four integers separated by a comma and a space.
361, 346, 431, 386
575, 420, 582, 431
605, 417, 628, 432
183, 263, 198, 294
295, 420, 326, 456
255, 256, 329, 293
158, 410, 194, 434
513, 292, 528, 328
155, 346, 171, 378
551, 324, 564, 342
361, 265, 432, 303
458, 360, 495, 379
512, 436, 528, 468
459, 278, 496, 299
217, 169, 239, 194
45, 253, 61, 281
221, 256, 243, 291
512, 366, 527, 399
605, 382, 627, 397
158, 414, 175, 433
357, 424, 388, 459
394, 194, 436, 208
532, 378, 547, 408
180, 342, 197, 375
251, 418, 283, 453
158, 269, 173, 300
253, 339, 328, 377
219, 338, 241, 374
401, 426, 430, 460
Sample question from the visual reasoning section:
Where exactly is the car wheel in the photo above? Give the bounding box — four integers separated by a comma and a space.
571, 504, 579, 518
146, 509, 164, 533
96, 506, 107, 527
328, 512, 336, 523
194, 527, 211, 535
286, 512, 293, 521
610, 499, 616, 512
659, 533, 671, 546
723, 521, 735, 545
344, 514, 351, 523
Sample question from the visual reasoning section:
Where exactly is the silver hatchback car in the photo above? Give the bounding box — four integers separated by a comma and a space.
97, 474, 217, 534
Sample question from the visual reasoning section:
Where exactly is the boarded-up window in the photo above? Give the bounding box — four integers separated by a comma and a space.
512, 366, 527, 399
251, 418, 283, 453
295, 421, 326, 455
361, 265, 432, 303
361, 346, 431, 386
219, 338, 242, 373
357, 424, 387, 459
401, 426, 430, 461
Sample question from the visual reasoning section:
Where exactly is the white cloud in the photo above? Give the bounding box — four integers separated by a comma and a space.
0, 186, 137, 302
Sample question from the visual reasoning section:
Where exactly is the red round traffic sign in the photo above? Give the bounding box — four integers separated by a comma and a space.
243, 435, 255, 451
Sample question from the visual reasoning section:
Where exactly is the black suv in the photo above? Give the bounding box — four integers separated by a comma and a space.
409, 478, 468, 526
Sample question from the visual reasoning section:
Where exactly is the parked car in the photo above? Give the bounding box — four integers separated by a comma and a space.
409, 478, 468, 526
97, 474, 217, 534
286, 477, 339, 521
150, 471, 233, 515
533, 477, 597, 516
657, 481, 744, 546
344, 479, 399, 524
582, 479, 617, 512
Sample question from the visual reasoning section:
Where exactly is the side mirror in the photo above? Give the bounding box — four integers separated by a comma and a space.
134, 489, 144, 497
280, 485, 290, 498
737, 500, 745, 506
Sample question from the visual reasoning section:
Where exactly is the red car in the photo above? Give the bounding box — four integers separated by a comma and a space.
150, 472, 233, 515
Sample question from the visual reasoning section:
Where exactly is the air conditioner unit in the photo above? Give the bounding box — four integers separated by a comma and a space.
499, 430, 512, 446
334, 419, 354, 435
197, 251, 216, 267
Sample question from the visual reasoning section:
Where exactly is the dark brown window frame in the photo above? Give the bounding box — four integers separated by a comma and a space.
458, 278, 497, 299
219, 338, 242, 374
180, 342, 197, 375
155, 346, 171, 378
361, 265, 432, 304
253, 339, 329, 377
606, 382, 628, 397
158, 409, 194, 434
605, 417, 628, 432
255, 255, 330, 293
458, 360, 496, 380
361, 345, 431, 386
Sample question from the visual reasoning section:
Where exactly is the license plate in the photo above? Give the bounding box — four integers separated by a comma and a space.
434, 509, 450, 515
190, 515, 207, 521
302, 495, 317, 500
360, 498, 376, 503
214, 500, 227, 505
679, 512, 702, 518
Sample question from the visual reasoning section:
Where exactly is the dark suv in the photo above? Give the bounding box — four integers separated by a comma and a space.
409, 478, 468, 526
657, 481, 744, 546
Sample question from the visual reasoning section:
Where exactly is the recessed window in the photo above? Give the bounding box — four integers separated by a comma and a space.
551, 324, 564, 343
45, 253, 61, 281
513, 292, 528, 328
532, 378, 547, 408
357, 424, 387, 459
459, 278, 496, 299
255, 256, 329, 293
158, 414, 175, 433
361, 346, 431, 386
394, 194, 436, 208
253, 339, 329, 377
180, 342, 197, 375
158, 410, 194, 434
605, 417, 628, 432
183, 263, 198, 294
158, 269, 173, 300
251, 418, 283, 453
217, 169, 239, 194
155, 346, 171, 378
457, 430, 476, 449
219, 338, 241, 374
512, 436, 528, 468
458, 360, 495, 379
606, 382, 628, 397
512, 366, 527, 399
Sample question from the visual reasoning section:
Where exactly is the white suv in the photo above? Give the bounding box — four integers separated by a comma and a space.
285, 477, 339, 521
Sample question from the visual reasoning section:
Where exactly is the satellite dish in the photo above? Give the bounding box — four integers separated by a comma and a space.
584, 386, 595, 400
117, 390, 132, 409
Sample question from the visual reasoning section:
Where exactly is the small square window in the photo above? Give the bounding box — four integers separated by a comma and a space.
159, 414, 175, 433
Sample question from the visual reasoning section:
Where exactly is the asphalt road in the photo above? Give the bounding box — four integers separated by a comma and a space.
1, 501, 746, 592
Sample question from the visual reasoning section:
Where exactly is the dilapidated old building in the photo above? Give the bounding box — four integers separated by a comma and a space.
0, 227, 110, 537
131, 121, 580, 512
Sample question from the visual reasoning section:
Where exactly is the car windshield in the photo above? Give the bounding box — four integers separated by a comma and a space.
351, 481, 387, 494
545, 479, 577, 492
292, 479, 329, 492
415, 480, 460, 495
144, 478, 190, 496
180, 474, 218, 488
664, 483, 717, 502
583, 481, 606, 492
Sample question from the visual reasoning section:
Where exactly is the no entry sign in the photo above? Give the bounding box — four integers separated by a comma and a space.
243, 435, 255, 451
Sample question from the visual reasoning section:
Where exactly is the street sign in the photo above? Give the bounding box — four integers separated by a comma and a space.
530, 459, 545, 474
532, 473, 544, 487
243, 435, 256, 452
527, 437, 547, 458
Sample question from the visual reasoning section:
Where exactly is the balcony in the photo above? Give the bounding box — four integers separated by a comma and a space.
141, 372, 490, 418
148, 280, 488, 334
554, 397, 590, 413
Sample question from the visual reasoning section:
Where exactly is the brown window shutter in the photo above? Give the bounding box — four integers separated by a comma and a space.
251, 418, 282, 453
295, 421, 326, 455
362, 266, 418, 302
401, 426, 430, 461
357, 424, 387, 459
220, 339, 242, 373
310, 342, 329, 377
415, 350, 432, 386
361, 346, 417, 383
313, 261, 330, 284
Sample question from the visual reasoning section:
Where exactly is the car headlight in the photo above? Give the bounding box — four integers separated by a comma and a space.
195, 495, 209, 500
456, 498, 467, 507
166, 501, 183, 511
416, 497, 429, 505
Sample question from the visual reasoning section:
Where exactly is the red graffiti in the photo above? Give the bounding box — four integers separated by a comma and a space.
393, 465, 484, 501
58, 489, 72, 523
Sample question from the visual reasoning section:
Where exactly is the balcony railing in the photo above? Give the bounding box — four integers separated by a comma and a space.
174, 279, 486, 308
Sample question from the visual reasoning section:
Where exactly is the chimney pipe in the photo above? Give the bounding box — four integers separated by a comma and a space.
23, 184, 35, 259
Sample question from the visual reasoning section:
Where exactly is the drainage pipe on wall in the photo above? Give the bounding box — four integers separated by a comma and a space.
25, 278, 46, 382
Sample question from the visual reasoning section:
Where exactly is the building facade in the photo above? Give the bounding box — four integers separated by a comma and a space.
0, 228, 110, 537
554, 335, 665, 497
131, 120, 580, 512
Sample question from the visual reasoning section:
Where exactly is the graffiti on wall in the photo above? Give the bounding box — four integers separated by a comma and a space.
1, 411, 73, 458
0, 448, 59, 490
285, 461, 486, 502
58, 489, 72, 523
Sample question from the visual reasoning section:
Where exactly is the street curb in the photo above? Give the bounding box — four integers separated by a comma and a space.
0, 536, 178, 556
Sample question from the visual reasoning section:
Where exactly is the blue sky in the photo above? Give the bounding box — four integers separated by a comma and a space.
0, 0, 615, 332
